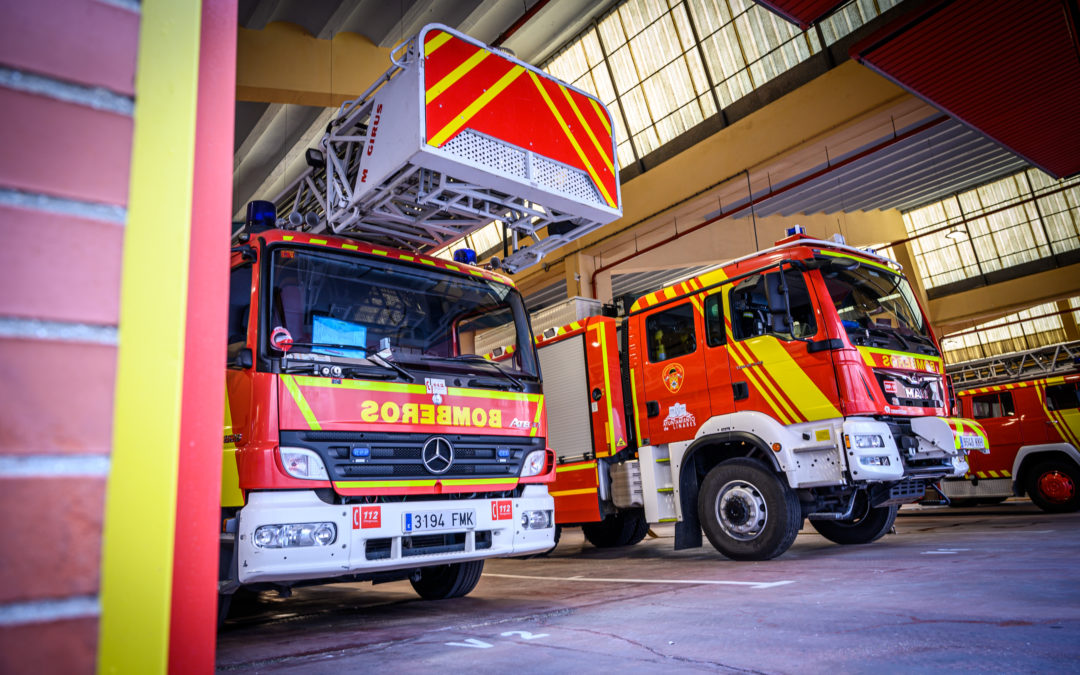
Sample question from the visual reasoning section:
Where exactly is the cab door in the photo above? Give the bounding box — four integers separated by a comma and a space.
702, 289, 734, 417
725, 267, 841, 425
967, 391, 1022, 475
639, 299, 709, 446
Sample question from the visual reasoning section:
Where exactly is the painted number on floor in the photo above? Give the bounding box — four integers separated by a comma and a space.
446, 631, 549, 649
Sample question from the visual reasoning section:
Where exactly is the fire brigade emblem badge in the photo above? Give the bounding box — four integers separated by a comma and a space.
662, 363, 685, 393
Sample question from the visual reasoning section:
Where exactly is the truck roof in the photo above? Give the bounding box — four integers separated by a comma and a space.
629, 236, 900, 315
956, 371, 1080, 397
255, 229, 516, 288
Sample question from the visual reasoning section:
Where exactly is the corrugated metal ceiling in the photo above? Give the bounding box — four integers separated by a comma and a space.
851, 0, 1080, 179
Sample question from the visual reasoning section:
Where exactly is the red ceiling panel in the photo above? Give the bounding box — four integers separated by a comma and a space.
851, 0, 1080, 179
752, 0, 849, 29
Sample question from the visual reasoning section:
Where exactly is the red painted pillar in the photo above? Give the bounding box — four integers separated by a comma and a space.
169, 0, 237, 671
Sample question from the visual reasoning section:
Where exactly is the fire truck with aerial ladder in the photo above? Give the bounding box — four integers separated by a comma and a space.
941, 341, 1080, 512
528, 229, 989, 560
218, 24, 622, 617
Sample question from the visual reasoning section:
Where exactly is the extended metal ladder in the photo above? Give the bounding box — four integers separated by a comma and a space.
946, 340, 1080, 388
272, 23, 622, 274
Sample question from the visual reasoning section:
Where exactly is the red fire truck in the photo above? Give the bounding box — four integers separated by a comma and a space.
947, 373, 1080, 512
537, 230, 987, 560
218, 23, 621, 614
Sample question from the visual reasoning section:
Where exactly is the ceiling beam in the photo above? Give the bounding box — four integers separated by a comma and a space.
236, 22, 390, 105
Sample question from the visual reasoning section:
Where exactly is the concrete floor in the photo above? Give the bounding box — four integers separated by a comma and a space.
217, 500, 1080, 673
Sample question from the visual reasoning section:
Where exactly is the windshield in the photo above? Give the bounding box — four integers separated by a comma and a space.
266, 246, 539, 377
821, 265, 937, 355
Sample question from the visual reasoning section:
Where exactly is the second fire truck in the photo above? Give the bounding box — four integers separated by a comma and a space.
537, 229, 988, 560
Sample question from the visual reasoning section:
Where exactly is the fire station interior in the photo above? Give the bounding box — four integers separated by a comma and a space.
3, 0, 1080, 673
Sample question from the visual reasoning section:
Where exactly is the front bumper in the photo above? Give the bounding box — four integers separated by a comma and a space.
843, 417, 971, 483
236, 486, 554, 584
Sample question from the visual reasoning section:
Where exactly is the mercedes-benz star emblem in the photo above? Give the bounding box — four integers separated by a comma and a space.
421, 436, 454, 474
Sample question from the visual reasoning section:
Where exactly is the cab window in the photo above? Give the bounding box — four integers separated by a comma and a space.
730, 269, 816, 341
971, 392, 1015, 419
646, 303, 697, 363
704, 293, 725, 347
1046, 382, 1080, 410
227, 265, 253, 360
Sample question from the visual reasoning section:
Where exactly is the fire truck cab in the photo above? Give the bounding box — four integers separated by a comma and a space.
540, 232, 987, 560
949, 374, 1080, 512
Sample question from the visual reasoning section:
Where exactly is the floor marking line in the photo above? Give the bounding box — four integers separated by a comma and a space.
483, 572, 794, 590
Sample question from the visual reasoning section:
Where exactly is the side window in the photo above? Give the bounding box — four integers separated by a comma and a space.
704, 293, 725, 346
646, 302, 697, 363
1046, 383, 1080, 410
730, 269, 817, 341
999, 391, 1015, 416
227, 265, 253, 358
971, 393, 1003, 419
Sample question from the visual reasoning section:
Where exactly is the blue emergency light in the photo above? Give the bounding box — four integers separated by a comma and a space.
246, 200, 277, 233
453, 248, 477, 264
786, 224, 805, 237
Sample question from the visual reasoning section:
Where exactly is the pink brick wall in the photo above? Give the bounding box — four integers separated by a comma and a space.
0, 1, 139, 670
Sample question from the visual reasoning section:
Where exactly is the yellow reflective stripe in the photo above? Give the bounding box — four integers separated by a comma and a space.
221, 388, 243, 507
530, 395, 545, 437
819, 250, 897, 274
856, 346, 944, 369
588, 97, 611, 135
282, 375, 322, 430
556, 461, 598, 473
424, 30, 453, 56
742, 336, 840, 421
727, 340, 795, 425
430, 64, 525, 147
736, 340, 802, 424
595, 323, 616, 453
988, 470, 999, 478
630, 367, 643, 445
442, 478, 518, 486
550, 487, 598, 497
559, 85, 614, 175
527, 70, 615, 208
335, 480, 437, 488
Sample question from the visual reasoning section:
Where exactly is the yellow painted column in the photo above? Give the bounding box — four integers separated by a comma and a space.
97, 0, 202, 672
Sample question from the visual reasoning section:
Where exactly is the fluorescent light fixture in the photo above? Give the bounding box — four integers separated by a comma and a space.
945, 229, 966, 241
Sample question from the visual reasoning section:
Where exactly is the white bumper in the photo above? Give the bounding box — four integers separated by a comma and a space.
843, 417, 969, 482
236, 486, 554, 584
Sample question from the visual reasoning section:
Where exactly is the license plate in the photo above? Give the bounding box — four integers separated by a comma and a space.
402, 509, 476, 534
960, 435, 985, 450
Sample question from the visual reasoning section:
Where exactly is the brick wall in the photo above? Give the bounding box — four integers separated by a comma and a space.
0, 1, 140, 672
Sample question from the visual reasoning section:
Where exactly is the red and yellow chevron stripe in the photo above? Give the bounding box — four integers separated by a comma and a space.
422, 29, 618, 209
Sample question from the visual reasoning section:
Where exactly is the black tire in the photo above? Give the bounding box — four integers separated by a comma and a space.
1027, 460, 1080, 513
698, 458, 801, 561
581, 509, 648, 548
810, 493, 897, 545
410, 560, 485, 600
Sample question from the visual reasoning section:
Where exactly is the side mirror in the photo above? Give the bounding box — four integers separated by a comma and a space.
233, 348, 253, 369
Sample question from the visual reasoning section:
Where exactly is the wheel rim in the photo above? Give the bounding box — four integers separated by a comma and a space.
1037, 470, 1076, 504
715, 480, 767, 541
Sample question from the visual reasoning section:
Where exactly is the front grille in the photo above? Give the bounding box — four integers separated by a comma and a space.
281, 430, 544, 484
363, 530, 494, 561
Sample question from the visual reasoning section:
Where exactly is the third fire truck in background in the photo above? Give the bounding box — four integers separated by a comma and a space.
534, 229, 989, 560
945, 373, 1080, 512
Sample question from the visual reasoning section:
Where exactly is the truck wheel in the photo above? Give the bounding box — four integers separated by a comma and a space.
1027, 460, 1080, 513
410, 560, 485, 600
810, 495, 897, 545
698, 458, 801, 561
581, 509, 648, 548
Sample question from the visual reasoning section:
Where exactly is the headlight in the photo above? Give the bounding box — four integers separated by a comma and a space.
851, 434, 885, 449
280, 447, 329, 480
520, 450, 548, 477
520, 510, 553, 529
253, 522, 337, 548
858, 456, 891, 466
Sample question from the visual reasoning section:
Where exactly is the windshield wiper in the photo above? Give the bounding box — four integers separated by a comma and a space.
279, 342, 415, 381
368, 352, 417, 382
428, 354, 524, 391
902, 333, 940, 356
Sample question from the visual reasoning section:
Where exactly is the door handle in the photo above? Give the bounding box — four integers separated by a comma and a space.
646, 401, 660, 418
733, 381, 749, 401
1048, 420, 1059, 424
